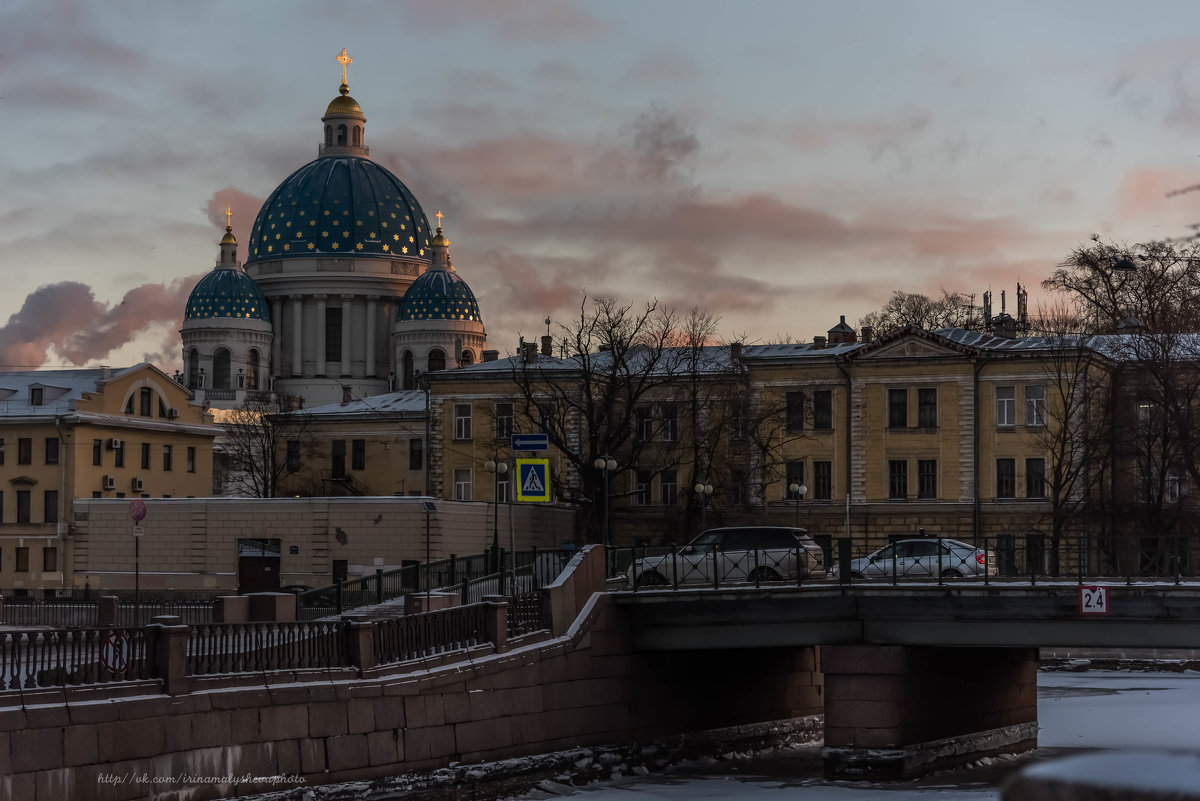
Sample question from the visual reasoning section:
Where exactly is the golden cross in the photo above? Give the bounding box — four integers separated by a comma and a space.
336, 48, 353, 84
225, 207, 233, 228
435, 210, 444, 229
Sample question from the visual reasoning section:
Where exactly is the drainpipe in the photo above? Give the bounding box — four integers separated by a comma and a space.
835, 357, 853, 538
54, 416, 68, 594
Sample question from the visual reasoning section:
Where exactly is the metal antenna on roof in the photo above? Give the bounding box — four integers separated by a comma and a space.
545, 316, 551, 337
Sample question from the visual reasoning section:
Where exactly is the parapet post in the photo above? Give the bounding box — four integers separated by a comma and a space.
341, 614, 376, 671
146, 615, 190, 696
482, 594, 509, 652
98, 595, 120, 626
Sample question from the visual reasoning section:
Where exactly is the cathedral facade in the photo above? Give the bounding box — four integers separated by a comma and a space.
181, 53, 486, 409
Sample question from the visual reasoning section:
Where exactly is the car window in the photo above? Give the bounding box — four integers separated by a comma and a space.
873, 544, 895, 561
907, 541, 940, 557
760, 531, 799, 549
682, 531, 722, 554
721, 530, 755, 550
892, 542, 916, 559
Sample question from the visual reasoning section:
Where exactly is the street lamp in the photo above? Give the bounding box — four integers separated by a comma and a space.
694, 482, 713, 533
593, 456, 617, 547
484, 459, 508, 572
788, 482, 808, 528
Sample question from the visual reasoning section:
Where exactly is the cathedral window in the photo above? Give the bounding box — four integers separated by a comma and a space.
402, 351, 415, 390
428, 349, 446, 372
186, 349, 199, 389
337, 124, 347, 145
213, 349, 231, 390
247, 350, 260, 389
325, 308, 342, 364
324, 125, 332, 146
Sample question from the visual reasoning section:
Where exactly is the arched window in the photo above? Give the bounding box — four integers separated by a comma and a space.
213, 348, 231, 389
402, 351, 415, 390
352, 126, 361, 146
459, 349, 474, 367
247, 350, 260, 390
427, 349, 446, 373
324, 125, 332, 146
186, 349, 199, 389
337, 124, 347, 145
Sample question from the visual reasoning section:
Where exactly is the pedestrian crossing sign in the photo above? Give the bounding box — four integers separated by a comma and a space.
516, 458, 551, 503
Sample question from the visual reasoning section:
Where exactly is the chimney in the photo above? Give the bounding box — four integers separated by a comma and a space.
827, 314, 857, 345
523, 342, 538, 363
483, 350, 499, 362
540, 335, 553, 357
730, 342, 743, 363
342, 386, 352, 404
813, 336, 827, 349
861, 325, 874, 344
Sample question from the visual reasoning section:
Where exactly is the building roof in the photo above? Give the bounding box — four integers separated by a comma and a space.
290, 389, 427, 418
246, 156, 431, 263
0, 367, 135, 415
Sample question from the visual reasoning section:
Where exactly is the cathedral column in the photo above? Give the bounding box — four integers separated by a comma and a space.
365, 295, 378, 378
315, 295, 327, 377
341, 295, 352, 377
290, 295, 303, 377
271, 298, 283, 375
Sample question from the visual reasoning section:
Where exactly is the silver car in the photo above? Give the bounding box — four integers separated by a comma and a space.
629, 527, 826, 588
831, 537, 996, 580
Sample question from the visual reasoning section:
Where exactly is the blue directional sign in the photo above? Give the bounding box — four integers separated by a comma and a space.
511, 433, 549, 451
516, 459, 551, 503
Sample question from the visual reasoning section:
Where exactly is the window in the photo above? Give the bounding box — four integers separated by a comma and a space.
43, 547, 56, 572
660, 470, 678, 506
44, 438, 58, 465
786, 391, 805, 431
213, 351, 231, 389
730, 397, 748, 440
325, 307, 343, 365
286, 440, 301, 473
141, 442, 151, 470
0, 439, 4, 465
730, 469, 748, 506
114, 441, 124, 468
888, 460, 908, 499
635, 470, 651, 506
187, 446, 196, 473
140, 387, 153, 416
15, 547, 28, 572
495, 402, 514, 440
996, 458, 1016, 498
44, 490, 57, 524
1026, 458, 1046, 498
918, 459, 937, 499
351, 439, 365, 471
814, 390, 833, 430
16, 490, 30, 524
918, 388, 937, 428
158, 398, 167, 418
124, 397, 134, 414
1025, 386, 1045, 426
636, 406, 653, 441
427, 349, 446, 372
453, 468, 472, 501
1167, 469, 1186, 503
162, 445, 173, 472
409, 439, 423, 471
660, 403, 678, 442
996, 386, 1015, 427
454, 404, 472, 440
814, 461, 833, 500
497, 476, 510, 504
331, 440, 346, 478
785, 460, 805, 494
30, 387, 43, 406
247, 350, 260, 389
888, 389, 907, 428
17, 438, 30, 465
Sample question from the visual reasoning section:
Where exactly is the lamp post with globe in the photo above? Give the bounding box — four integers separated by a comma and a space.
483, 459, 508, 572
789, 482, 807, 527
593, 456, 618, 548
694, 482, 713, 534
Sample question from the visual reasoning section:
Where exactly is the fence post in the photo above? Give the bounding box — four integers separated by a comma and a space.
341, 614, 376, 672
146, 615, 190, 696
336, 580, 344, 615
375, 569, 384, 606
449, 554, 457, 587
482, 594, 509, 653
98, 595, 120, 626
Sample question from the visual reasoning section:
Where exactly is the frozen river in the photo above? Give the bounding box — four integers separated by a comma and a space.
511, 670, 1200, 801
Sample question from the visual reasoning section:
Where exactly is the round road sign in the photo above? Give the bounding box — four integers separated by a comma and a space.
100, 631, 130, 674
129, 499, 147, 521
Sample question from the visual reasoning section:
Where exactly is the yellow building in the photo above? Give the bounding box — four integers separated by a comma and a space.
0, 365, 216, 596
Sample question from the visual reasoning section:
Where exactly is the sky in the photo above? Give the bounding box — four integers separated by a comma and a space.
6, 0, 1200, 372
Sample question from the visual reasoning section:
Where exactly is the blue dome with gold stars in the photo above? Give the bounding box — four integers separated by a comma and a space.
184, 269, 270, 321
246, 156, 432, 263
397, 268, 482, 323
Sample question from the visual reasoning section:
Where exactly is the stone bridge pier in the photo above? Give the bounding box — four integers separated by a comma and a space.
821, 644, 1039, 779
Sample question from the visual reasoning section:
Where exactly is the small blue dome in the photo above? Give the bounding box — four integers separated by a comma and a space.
185, 269, 270, 321
246, 156, 431, 263
397, 269, 482, 323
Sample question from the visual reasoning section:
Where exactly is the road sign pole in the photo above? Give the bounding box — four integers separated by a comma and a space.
134, 535, 140, 627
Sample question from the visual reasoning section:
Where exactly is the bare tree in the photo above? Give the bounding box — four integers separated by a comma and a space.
857, 289, 982, 337
217, 399, 314, 498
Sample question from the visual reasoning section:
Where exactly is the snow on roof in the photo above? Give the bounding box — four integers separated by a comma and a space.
300, 389, 427, 417
0, 367, 136, 417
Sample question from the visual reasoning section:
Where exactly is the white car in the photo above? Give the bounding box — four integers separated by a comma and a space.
831, 537, 996, 580
629, 527, 826, 588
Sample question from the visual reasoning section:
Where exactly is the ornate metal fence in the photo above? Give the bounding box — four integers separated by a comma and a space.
0, 626, 149, 690
187, 620, 347, 675
374, 604, 488, 665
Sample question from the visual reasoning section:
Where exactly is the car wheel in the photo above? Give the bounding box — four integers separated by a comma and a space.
940, 568, 963, 578
749, 566, 781, 582
635, 571, 668, 588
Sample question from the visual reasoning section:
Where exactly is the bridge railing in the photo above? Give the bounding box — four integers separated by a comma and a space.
0, 626, 150, 691
187, 620, 348, 675
610, 533, 1200, 589
374, 604, 488, 665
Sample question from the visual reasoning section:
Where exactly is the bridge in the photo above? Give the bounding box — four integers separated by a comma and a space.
3, 545, 1199, 798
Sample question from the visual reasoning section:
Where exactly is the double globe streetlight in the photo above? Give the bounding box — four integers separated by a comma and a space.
594, 456, 617, 547
483, 459, 508, 572
788, 481, 808, 528
694, 482, 713, 532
